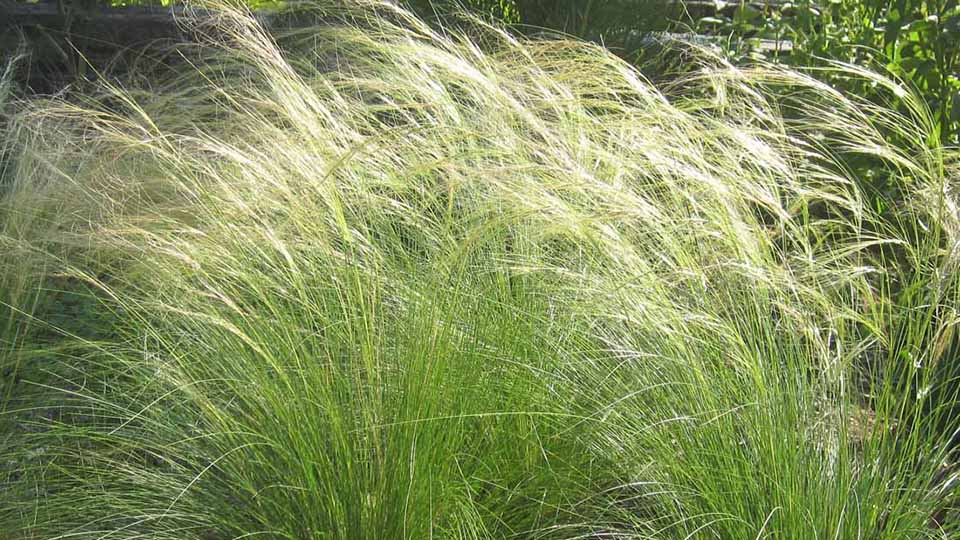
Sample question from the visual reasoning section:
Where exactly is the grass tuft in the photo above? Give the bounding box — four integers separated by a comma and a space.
1, 2, 959, 538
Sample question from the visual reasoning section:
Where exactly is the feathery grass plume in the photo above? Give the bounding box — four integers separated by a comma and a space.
1, 1, 958, 538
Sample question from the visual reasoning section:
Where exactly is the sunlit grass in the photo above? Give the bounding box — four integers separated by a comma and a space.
1, 2, 958, 538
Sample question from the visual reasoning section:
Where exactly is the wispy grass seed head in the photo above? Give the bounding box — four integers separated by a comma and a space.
1, 2, 959, 538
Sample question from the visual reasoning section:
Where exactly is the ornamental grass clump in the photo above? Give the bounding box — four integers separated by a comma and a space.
1, 2, 958, 538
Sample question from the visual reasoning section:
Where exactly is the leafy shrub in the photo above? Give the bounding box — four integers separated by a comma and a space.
691, 0, 960, 147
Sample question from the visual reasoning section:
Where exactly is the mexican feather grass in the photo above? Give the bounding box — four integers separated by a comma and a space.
1, 1, 959, 538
